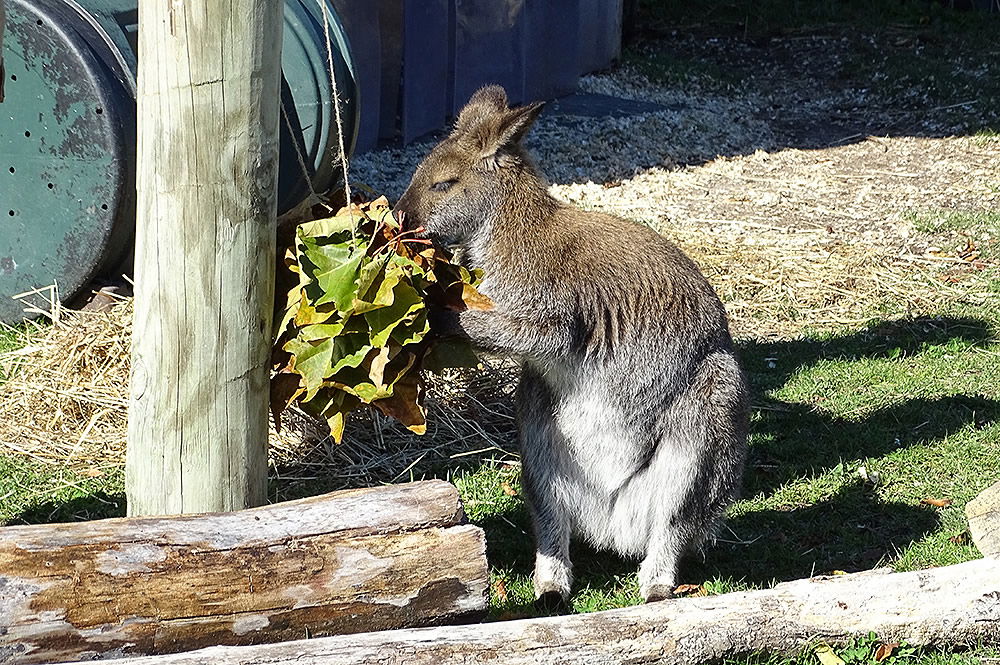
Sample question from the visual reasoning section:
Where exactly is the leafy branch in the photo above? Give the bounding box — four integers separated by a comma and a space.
271, 197, 489, 442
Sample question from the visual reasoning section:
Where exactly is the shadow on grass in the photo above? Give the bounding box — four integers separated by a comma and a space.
465, 314, 995, 605
478, 480, 941, 599
6, 315, 994, 605
12, 491, 125, 526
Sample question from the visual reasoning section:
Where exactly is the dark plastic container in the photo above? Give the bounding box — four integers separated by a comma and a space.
0, 0, 358, 324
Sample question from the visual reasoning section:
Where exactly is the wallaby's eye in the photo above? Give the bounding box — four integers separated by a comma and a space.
430, 179, 458, 193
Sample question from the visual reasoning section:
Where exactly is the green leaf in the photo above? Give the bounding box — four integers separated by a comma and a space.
390, 312, 429, 347
354, 257, 405, 314
272, 196, 490, 443
352, 382, 394, 403
365, 280, 424, 347
283, 337, 335, 399
314, 252, 365, 311
298, 213, 357, 238
297, 233, 355, 274
330, 333, 372, 374
299, 321, 346, 342
293, 294, 337, 326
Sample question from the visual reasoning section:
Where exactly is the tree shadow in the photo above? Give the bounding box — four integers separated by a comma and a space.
11, 491, 125, 526
525, 2, 1000, 186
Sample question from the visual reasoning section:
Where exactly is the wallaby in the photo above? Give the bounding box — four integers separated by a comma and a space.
395, 86, 748, 605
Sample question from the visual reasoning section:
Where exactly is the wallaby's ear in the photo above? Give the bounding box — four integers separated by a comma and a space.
453, 85, 509, 137
496, 101, 545, 148
472, 101, 545, 169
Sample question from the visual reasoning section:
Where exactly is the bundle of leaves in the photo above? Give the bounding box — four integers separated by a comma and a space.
272, 197, 490, 442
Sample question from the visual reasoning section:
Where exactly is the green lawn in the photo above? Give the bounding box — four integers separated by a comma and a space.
450, 311, 999, 617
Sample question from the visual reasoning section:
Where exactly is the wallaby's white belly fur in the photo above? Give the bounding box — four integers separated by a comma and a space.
530, 360, 699, 558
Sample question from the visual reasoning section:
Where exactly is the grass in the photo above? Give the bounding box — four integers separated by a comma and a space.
439, 312, 999, 622
907, 209, 1000, 235
0, 326, 23, 357
1, 306, 997, 632
1, 314, 996, 664
730, 636, 1000, 665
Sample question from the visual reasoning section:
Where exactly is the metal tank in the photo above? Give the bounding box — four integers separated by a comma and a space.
0, 0, 358, 324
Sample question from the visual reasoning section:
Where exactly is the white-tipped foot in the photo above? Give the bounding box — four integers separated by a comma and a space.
533, 552, 572, 601
641, 583, 676, 603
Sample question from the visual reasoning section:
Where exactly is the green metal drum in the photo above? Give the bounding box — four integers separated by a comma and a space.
0, 0, 358, 324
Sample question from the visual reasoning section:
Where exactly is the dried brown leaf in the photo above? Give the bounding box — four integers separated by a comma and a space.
672, 583, 704, 596
493, 579, 509, 604
874, 643, 900, 662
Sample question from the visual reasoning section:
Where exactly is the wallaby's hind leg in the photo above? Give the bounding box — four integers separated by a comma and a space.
530, 492, 573, 605
518, 365, 573, 605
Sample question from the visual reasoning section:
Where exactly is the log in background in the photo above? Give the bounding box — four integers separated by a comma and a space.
55, 558, 1000, 665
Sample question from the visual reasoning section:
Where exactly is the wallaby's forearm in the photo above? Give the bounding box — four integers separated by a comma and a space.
432, 309, 573, 359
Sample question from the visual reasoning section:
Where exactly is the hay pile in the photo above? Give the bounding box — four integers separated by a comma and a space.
0, 297, 519, 487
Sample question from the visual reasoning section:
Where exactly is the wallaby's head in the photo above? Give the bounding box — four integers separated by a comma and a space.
395, 85, 545, 248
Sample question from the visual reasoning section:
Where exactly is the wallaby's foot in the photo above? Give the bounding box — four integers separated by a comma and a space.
534, 589, 570, 613
638, 546, 680, 604
532, 552, 572, 607
642, 584, 676, 603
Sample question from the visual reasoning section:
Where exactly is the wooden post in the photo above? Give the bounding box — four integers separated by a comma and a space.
126, 0, 283, 514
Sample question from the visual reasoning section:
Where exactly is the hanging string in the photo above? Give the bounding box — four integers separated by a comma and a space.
315, 0, 353, 222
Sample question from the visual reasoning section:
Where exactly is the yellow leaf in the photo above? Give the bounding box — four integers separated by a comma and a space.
327, 411, 346, 444
814, 644, 846, 665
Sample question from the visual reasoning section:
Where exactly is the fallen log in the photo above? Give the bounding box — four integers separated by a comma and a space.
0, 480, 488, 664
62, 558, 1000, 665
967, 480, 1000, 558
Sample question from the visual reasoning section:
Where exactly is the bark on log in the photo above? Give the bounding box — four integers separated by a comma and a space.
60, 558, 1000, 665
968, 480, 1000, 558
0, 481, 488, 665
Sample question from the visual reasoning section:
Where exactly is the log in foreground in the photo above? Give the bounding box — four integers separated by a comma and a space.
967, 480, 1000, 559
64, 558, 1000, 665
0, 481, 488, 664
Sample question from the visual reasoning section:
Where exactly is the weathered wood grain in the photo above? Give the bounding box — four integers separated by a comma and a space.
126, 0, 284, 514
0, 481, 488, 664
57, 558, 1000, 665
968, 480, 1000, 558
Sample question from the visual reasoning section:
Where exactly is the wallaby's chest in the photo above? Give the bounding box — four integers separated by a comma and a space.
528, 360, 641, 493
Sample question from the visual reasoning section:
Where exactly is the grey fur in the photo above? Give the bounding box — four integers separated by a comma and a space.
396, 85, 749, 604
